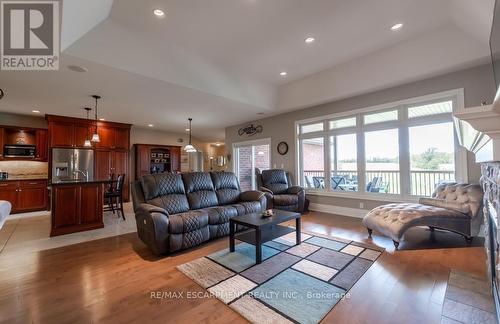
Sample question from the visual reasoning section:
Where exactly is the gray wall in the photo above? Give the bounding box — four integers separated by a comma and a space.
225, 64, 496, 209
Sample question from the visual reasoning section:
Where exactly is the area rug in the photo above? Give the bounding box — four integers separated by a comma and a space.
177, 231, 384, 324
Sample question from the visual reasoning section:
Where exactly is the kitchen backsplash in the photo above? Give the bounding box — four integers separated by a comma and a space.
0, 161, 48, 178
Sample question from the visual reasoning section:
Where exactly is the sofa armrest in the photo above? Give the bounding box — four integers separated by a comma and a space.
240, 190, 267, 211
259, 187, 274, 195
138, 203, 168, 215
287, 186, 304, 195
287, 186, 306, 213
135, 203, 170, 255
240, 190, 265, 202
419, 198, 471, 216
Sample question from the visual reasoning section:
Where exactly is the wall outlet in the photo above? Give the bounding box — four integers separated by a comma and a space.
359, 202, 365, 209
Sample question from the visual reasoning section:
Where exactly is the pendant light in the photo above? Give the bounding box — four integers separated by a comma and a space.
184, 118, 197, 152
91, 95, 101, 143
83, 107, 92, 147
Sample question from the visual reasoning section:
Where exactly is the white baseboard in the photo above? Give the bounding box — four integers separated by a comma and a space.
309, 203, 369, 218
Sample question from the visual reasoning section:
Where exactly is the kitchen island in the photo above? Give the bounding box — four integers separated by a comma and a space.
50, 179, 111, 237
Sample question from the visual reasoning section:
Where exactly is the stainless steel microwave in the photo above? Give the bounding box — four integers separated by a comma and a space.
3, 145, 36, 158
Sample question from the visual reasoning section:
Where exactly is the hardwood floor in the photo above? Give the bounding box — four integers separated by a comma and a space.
0, 211, 488, 324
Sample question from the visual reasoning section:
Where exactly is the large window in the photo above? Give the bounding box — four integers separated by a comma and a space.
365, 129, 400, 194
301, 138, 325, 189
330, 134, 357, 191
409, 122, 455, 196
296, 90, 465, 199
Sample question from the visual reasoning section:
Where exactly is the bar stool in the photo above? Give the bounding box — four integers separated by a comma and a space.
104, 174, 125, 220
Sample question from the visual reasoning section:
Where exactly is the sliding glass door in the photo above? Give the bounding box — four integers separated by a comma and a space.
233, 139, 271, 191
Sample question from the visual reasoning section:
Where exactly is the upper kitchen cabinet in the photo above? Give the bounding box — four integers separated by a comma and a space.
0, 126, 49, 161
35, 129, 48, 161
95, 123, 130, 150
47, 116, 93, 148
48, 121, 74, 147
74, 124, 92, 148
114, 127, 130, 150
46, 115, 114, 148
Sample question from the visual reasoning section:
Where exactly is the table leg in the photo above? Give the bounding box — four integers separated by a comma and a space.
256, 229, 262, 264
296, 217, 301, 245
229, 221, 235, 252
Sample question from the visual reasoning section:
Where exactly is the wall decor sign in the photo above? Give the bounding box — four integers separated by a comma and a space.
238, 124, 263, 136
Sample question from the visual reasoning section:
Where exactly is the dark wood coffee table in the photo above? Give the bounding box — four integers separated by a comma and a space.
229, 209, 301, 264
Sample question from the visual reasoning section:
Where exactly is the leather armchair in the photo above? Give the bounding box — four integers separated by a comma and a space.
259, 169, 306, 213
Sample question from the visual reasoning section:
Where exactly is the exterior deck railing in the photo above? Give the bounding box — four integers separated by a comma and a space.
303, 170, 454, 196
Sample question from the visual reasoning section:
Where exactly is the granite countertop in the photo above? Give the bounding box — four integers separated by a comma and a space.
0, 175, 48, 181
49, 179, 113, 186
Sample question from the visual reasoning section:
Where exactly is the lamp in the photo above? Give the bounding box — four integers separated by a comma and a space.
184, 118, 197, 152
91, 95, 101, 143
453, 117, 491, 153
83, 107, 92, 147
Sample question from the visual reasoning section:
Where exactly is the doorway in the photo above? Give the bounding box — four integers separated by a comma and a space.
233, 139, 271, 191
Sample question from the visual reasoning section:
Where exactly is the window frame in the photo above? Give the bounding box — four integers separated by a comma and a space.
295, 89, 467, 202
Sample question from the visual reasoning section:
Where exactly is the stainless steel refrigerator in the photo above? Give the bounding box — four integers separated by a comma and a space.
51, 148, 94, 182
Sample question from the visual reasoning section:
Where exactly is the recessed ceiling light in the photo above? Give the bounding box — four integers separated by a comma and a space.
153, 9, 165, 17
185, 128, 190, 131
67, 65, 88, 73
99, 118, 105, 121
32, 110, 40, 113
305, 37, 315, 44
215, 143, 221, 147
280, 71, 287, 76
390, 23, 403, 31
148, 124, 154, 127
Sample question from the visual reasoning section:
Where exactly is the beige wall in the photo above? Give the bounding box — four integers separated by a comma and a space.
200, 144, 227, 172
225, 64, 496, 209
0, 112, 47, 128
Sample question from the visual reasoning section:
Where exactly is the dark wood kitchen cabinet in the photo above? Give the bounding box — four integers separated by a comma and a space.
48, 121, 75, 147
47, 118, 93, 148
134, 144, 181, 180
95, 149, 129, 200
95, 123, 130, 150
35, 129, 48, 161
0, 182, 19, 211
50, 182, 104, 236
0, 126, 48, 161
0, 180, 48, 213
19, 181, 47, 210
95, 126, 115, 149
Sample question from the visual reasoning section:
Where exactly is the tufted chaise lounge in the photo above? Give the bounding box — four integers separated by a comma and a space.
362, 183, 483, 249
132, 171, 266, 255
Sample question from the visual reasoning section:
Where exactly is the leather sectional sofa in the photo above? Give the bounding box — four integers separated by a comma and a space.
131, 171, 266, 255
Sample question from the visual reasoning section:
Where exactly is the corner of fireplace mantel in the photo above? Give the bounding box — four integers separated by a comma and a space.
454, 104, 500, 163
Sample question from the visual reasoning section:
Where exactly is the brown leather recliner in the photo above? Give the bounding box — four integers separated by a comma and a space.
132, 171, 266, 255
257, 169, 306, 213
